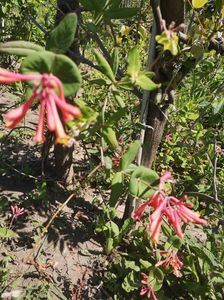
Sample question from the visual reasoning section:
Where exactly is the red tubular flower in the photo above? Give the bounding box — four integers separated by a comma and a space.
140, 273, 157, 300
149, 199, 167, 243
133, 198, 152, 221
1, 68, 81, 143
155, 251, 183, 277
5, 94, 36, 128
133, 171, 207, 243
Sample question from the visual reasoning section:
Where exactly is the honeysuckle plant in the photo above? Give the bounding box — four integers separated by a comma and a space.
0, 1, 223, 299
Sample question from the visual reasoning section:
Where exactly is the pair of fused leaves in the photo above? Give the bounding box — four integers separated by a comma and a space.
156, 32, 179, 56
0, 13, 81, 97
110, 141, 159, 206
93, 47, 160, 92
125, 47, 160, 91
122, 267, 164, 293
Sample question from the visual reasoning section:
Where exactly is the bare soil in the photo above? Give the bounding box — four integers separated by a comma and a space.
0, 87, 108, 300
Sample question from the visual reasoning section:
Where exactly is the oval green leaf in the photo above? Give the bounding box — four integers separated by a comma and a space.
94, 49, 115, 82
120, 140, 141, 171
109, 172, 123, 207
0, 40, 44, 56
46, 13, 77, 53
21, 51, 81, 96
129, 166, 159, 199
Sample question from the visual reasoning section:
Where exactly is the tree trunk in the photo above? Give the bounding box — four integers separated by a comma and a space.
141, 0, 185, 168
54, 140, 75, 185
53, 0, 80, 185
141, 98, 167, 168
160, 0, 185, 27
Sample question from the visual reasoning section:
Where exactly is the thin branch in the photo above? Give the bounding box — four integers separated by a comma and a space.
25, 193, 76, 263
184, 192, 220, 204
150, 0, 163, 34
27, 16, 48, 35
212, 137, 219, 202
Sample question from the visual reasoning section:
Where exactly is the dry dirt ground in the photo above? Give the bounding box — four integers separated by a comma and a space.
0, 87, 110, 299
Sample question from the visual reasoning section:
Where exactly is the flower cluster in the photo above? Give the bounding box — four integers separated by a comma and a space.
0, 68, 81, 143
140, 273, 157, 300
155, 250, 183, 278
10, 205, 25, 218
133, 172, 207, 243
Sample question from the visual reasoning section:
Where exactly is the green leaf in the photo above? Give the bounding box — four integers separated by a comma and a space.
213, 99, 224, 114
127, 47, 141, 77
46, 13, 77, 53
0, 227, 17, 238
129, 166, 159, 199
106, 237, 114, 254
102, 127, 118, 150
120, 140, 141, 171
192, 246, 221, 268
156, 32, 179, 56
89, 78, 108, 86
122, 271, 139, 292
125, 163, 138, 174
111, 47, 119, 75
110, 0, 123, 9
169, 236, 183, 249
191, 42, 204, 60
104, 156, 112, 170
107, 221, 120, 237
105, 108, 126, 126
75, 99, 98, 123
21, 51, 81, 97
0, 41, 44, 56
149, 267, 164, 291
109, 172, 123, 207
119, 218, 134, 238
105, 8, 139, 19
192, 0, 208, 9
186, 234, 221, 268
135, 74, 160, 91
80, 0, 95, 10
124, 260, 140, 272
211, 273, 224, 284
94, 49, 115, 82
139, 259, 152, 269
112, 90, 125, 108
117, 78, 133, 91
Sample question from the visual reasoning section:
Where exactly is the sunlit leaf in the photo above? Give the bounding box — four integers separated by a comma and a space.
46, 13, 77, 53
192, 0, 208, 9
156, 32, 179, 56
21, 51, 81, 96
94, 49, 115, 82
102, 127, 119, 149
109, 172, 123, 207
129, 166, 159, 199
0, 227, 17, 238
0, 40, 44, 56
120, 140, 141, 170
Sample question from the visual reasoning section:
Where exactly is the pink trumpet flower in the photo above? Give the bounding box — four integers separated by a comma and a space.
133, 172, 207, 243
1, 68, 81, 143
140, 273, 157, 300
155, 251, 183, 277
